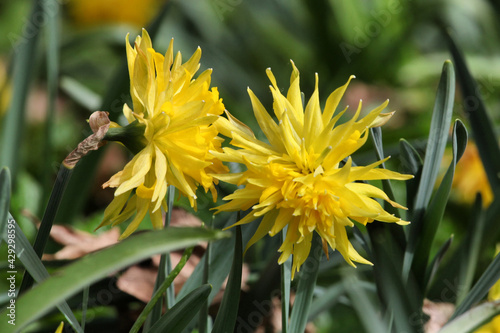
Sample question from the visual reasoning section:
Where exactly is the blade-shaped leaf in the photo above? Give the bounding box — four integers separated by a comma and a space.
445, 31, 500, 194
412, 120, 467, 289
399, 139, 423, 213
451, 250, 500, 320
4, 214, 82, 333
147, 284, 212, 333
440, 300, 500, 333
289, 233, 322, 332
280, 226, 292, 333
404, 60, 455, 280
344, 271, 388, 333
425, 235, 454, 293
211, 225, 243, 333
0, 227, 229, 332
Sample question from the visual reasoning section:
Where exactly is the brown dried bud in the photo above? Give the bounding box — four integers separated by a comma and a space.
89, 111, 110, 133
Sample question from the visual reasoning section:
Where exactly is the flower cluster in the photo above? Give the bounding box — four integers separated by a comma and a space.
100, 30, 411, 276
98, 29, 227, 239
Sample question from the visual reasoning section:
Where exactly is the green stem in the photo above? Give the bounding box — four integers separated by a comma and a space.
19, 165, 73, 294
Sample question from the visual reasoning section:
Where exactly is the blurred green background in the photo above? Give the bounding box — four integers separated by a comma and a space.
0, 0, 499, 331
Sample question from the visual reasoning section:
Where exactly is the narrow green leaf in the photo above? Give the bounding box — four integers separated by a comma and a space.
0, 227, 229, 332
211, 226, 243, 333
404, 60, 455, 280
81, 285, 89, 331
307, 283, 344, 321
280, 226, 291, 333
412, 120, 467, 289
367, 222, 421, 332
445, 31, 500, 193
147, 284, 212, 333
457, 194, 486, 305
20, 165, 73, 293
344, 272, 388, 333
425, 235, 453, 293
289, 233, 322, 332
370, 127, 406, 251
452, 251, 500, 320
399, 139, 423, 213
4, 214, 82, 333
59, 76, 101, 111
0, 0, 42, 179
131, 246, 195, 333
145, 186, 177, 330
0, 168, 11, 243
440, 300, 500, 333
42, 0, 60, 202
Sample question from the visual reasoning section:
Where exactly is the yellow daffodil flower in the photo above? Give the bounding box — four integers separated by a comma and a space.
67, 0, 161, 27
452, 142, 494, 207
213, 61, 413, 278
98, 29, 227, 239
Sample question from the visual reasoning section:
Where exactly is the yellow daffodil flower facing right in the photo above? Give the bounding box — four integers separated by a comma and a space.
213, 61, 413, 279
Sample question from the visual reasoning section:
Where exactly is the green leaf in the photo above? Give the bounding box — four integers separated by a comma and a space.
367, 222, 421, 332
4, 214, 82, 333
211, 225, 243, 333
0, 0, 42, 179
451, 250, 500, 320
425, 235, 453, 293
457, 194, 486, 304
145, 186, 177, 330
370, 127, 406, 251
146, 284, 212, 333
280, 226, 292, 333
344, 271, 388, 333
445, 31, 500, 194
440, 300, 500, 333
0, 168, 11, 243
289, 233, 322, 332
403, 60, 455, 281
399, 139, 423, 213
0, 227, 229, 332
41, 0, 60, 202
307, 283, 344, 321
412, 120, 467, 289
131, 246, 195, 333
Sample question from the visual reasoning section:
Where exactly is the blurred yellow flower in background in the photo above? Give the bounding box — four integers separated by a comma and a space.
213, 61, 413, 278
67, 0, 162, 27
97, 29, 227, 239
0, 60, 11, 118
452, 142, 493, 207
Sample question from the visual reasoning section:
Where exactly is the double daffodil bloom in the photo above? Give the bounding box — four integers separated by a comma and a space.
213, 61, 413, 278
98, 29, 227, 239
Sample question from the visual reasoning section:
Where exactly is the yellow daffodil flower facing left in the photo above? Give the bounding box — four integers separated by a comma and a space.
213, 61, 413, 279
98, 29, 227, 239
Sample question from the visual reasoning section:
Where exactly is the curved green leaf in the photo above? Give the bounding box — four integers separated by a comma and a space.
289, 233, 322, 332
404, 60, 455, 280
440, 300, 500, 333
451, 251, 500, 320
211, 225, 243, 333
445, 31, 500, 193
0, 227, 229, 332
413, 120, 467, 288
147, 284, 212, 333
